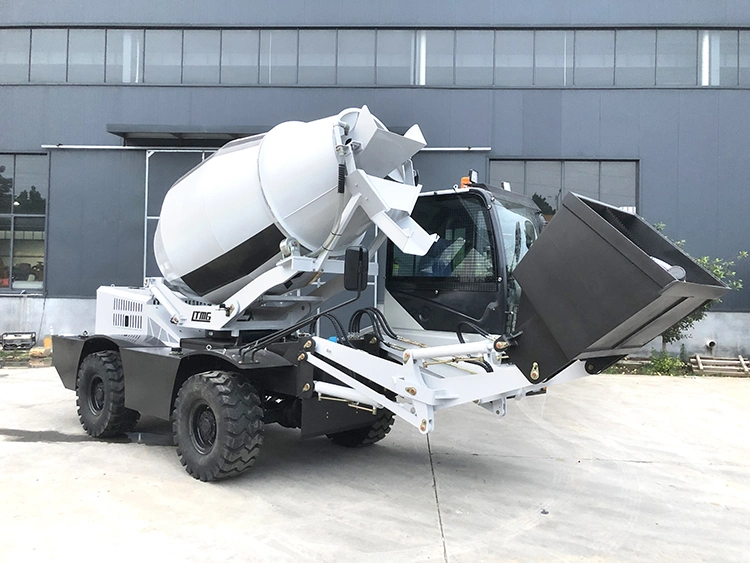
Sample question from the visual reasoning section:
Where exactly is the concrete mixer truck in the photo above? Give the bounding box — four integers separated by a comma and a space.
52, 106, 727, 481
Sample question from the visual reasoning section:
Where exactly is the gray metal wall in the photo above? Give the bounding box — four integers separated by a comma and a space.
1, 0, 749, 311
46, 150, 145, 296
3, 0, 750, 27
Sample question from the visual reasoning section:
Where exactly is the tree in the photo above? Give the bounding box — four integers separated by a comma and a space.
14, 189, 29, 211
0, 165, 11, 211
12, 186, 46, 214
654, 223, 747, 350
26, 186, 46, 214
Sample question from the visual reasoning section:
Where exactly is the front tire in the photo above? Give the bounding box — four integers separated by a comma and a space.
76, 350, 140, 437
326, 409, 395, 447
173, 371, 263, 482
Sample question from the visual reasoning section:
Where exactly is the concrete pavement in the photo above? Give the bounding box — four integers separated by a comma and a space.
1, 367, 749, 562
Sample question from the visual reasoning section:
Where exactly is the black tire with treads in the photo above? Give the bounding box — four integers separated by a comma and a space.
326, 410, 395, 447
76, 350, 140, 437
173, 371, 264, 482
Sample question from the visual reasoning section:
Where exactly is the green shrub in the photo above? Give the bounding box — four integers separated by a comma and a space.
648, 351, 688, 376
653, 223, 747, 348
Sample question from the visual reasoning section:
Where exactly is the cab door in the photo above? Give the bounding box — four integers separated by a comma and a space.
385, 190, 506, 334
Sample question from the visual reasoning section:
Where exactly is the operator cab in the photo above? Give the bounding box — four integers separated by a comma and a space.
385, 181, 544, 336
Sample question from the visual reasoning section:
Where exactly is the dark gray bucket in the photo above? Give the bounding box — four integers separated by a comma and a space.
507, 193, 728, 382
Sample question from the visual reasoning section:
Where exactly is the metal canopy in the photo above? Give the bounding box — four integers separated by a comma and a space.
106, 124, 270, 147
106, 123, 413, 147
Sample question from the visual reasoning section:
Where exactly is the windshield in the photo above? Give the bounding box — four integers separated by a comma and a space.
390, 193, 497, 290
493, 200, 539, 332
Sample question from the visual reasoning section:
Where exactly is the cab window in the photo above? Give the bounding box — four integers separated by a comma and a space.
494, 200, 539, 331
389, 193, 496, 287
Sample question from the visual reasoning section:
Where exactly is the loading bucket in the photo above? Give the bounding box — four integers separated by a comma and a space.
506, 193, 728, 382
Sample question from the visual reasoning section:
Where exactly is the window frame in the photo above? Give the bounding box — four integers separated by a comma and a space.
0, 26, 746, 89
489, 158, 640, 215
0, 152, 49, 294
387, 190, 500, 291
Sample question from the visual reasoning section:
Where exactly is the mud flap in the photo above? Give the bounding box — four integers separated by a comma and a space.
506, 193, 728, 383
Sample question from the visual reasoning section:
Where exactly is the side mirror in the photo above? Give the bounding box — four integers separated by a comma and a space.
344, 246, 369, 292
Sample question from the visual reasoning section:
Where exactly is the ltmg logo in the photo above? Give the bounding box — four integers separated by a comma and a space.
191, 311, 212, 323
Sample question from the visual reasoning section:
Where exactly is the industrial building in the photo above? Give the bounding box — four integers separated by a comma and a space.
1, 1, 748, 353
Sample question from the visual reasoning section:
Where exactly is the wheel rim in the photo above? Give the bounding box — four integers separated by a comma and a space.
190, 403, 217, 454
88, 376, 105, 414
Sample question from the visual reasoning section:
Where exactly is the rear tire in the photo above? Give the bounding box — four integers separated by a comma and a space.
76, 350, 140, 437
173, 371, 264, 482
326, 410, 395, 447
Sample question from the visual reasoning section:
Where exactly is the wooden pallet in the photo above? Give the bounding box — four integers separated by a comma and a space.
690, 355, 750, 376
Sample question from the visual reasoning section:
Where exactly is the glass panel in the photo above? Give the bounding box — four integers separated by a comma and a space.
615, 30, 656, 86
600, 161, 637, 209
12, 217, 44, 290
0, 156, 13, 214
494, 199, 539, 273
260, 30, 298, 85
494, 31, 533, 86
739, 32, 750, 86
337, 30, 375, 84
493, 198, 540, 332
0, 217, 9, 288
298, 30, 336, 85
220, 30, 258, 84
489, 160, 524, 190
698, 30, 738, 86
656, 30, 697, 86
719, 31, 739, 86
0, 29, 30, 83
30, 29, 67, 83
67, 29, 105, 83
455, 30, 493, 86
144, 30, 182, 84
563, 161, 599, 200
182, 30, 220, 84
574, 31, 614, 86
376, 30, 414, 85
14, 155, 48, 214
106, 29, 144, 83
391, 194, 495, 284
525, 161, 561, 214
416, 30, 454, 85
534, 31, 573, 86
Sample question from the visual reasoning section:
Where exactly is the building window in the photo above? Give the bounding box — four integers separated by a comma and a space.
489, 159, 637, 216
656, 30, 697, 86
0, 29, 31, 83
615, 30, 656, 86
494, 30, 534, 86
376, 30, 415, 85
220, 30, 259, 85
337, 30, 375, 85
30, 29, 68, 83
739, 31, 750, 86
0, 154, 48, 291
698, 30, 738, 86
455, 30, 494, 86
3, 25, 750, 89
68, 29, 105, 83
182, 30, 220, 84
417, 30, 454, 85
534, 30, 574, 86
298, 30, 336, 85
260, 29, 298, 85
144, 30, 182, 84
574, 30, 615, 86
106, 29, 144, 84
